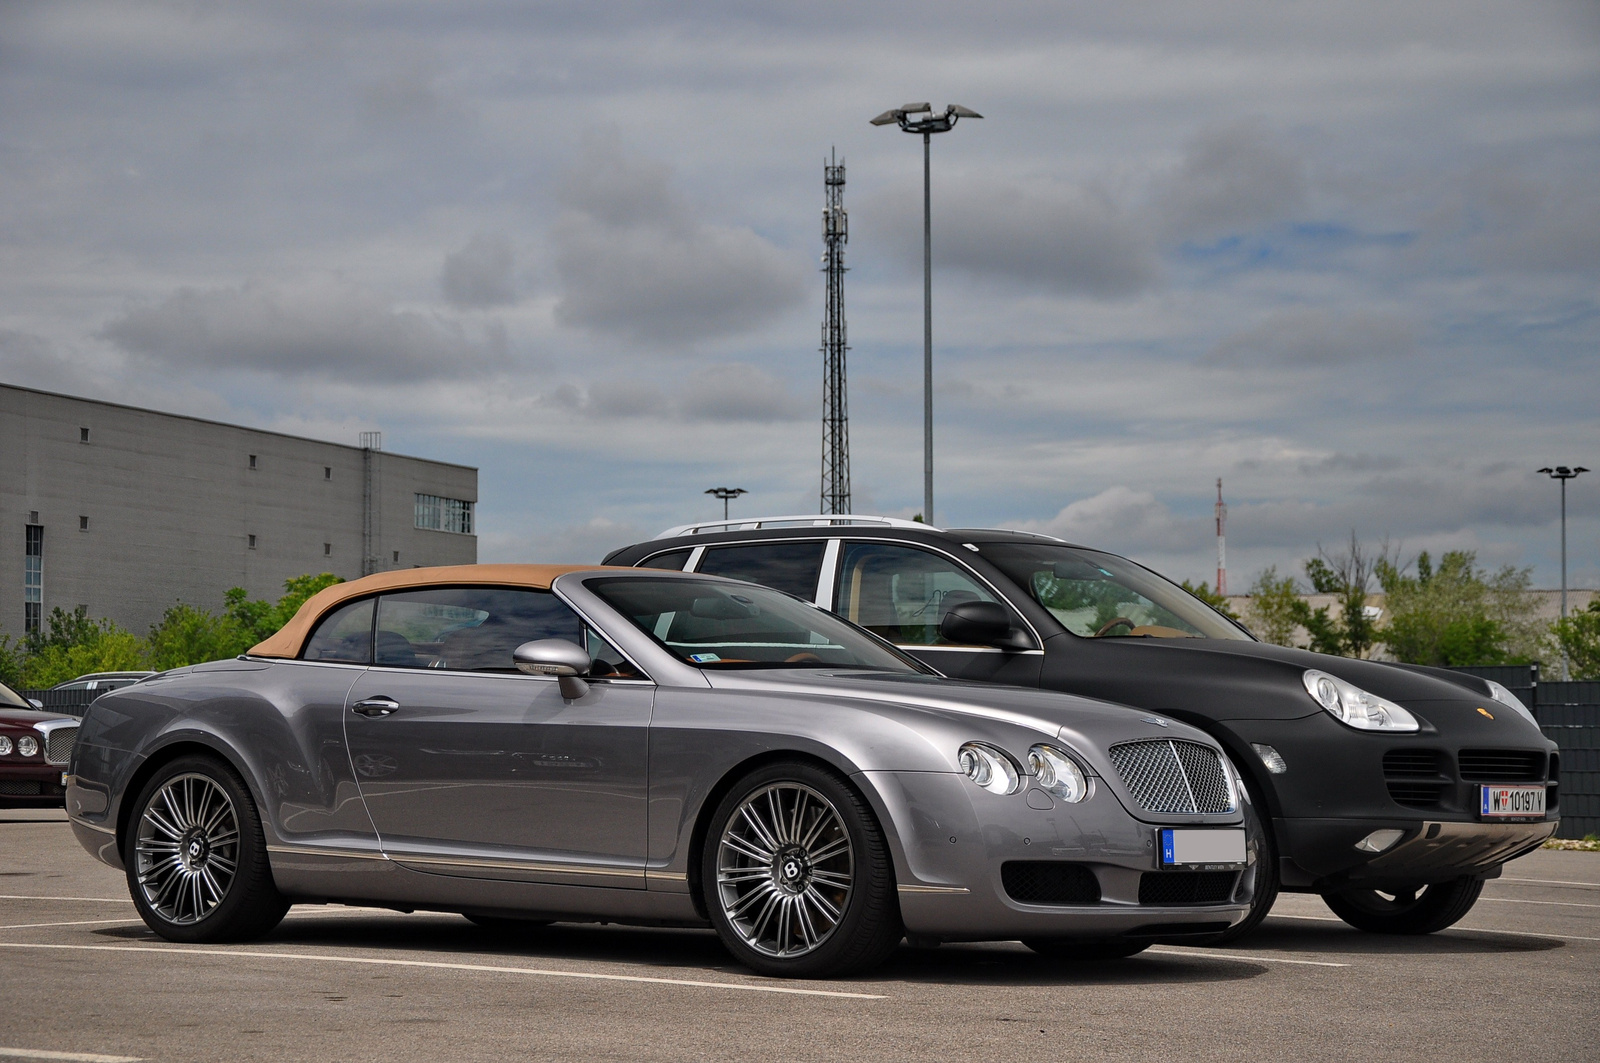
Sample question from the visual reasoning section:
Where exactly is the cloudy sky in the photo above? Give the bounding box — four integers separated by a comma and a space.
2, 1, 1597, 590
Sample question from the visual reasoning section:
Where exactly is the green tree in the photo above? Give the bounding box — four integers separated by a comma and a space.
1244, 566, 1302, 646
0, 635, 25, 689
1376, 550, 1541, 666
19, 606, 148, 687
1179, 579, 1241, 621
1553, 600, 1600, 679
148, 573, 345, 669
1291, 534, 1381, 658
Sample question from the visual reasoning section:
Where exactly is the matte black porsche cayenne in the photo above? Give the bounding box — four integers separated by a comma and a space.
606, 515, 1560, 941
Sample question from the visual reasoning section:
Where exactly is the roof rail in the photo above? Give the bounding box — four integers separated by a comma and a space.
654, 514, 940, 539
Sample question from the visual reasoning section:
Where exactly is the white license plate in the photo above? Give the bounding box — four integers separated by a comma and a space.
1480, 785, 1545, 818
1160, 828, 1247, 867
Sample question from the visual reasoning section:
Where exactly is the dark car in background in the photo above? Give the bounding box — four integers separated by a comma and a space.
0, 678, 79, 807
606, 514, 1561, 940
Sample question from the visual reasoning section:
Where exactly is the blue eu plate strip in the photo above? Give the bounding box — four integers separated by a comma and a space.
1160, 829, 1175, 866
1481, 788, 1491, 815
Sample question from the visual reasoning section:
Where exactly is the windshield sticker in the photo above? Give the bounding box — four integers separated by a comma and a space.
688, 652, 722, 663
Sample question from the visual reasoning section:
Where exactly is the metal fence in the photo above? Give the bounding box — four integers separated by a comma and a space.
20, 688, 100, 717
1450, 665, 1599, 839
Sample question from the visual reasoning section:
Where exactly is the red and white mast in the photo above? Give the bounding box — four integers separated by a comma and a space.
1215, 478, 1227, 596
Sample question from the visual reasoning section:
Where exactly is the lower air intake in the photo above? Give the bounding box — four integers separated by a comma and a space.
1001, 862, 1102, 905
1139, 871, 1238, 906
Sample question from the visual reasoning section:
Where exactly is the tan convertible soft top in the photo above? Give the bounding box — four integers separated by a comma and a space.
248, 563, 623, 659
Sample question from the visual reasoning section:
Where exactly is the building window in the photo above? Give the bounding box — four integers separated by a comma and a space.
24, 524, 42, 635
324, 467, 332, 480
393, 550, 400, 563
79, 427, 90, 443
414, 493, 474, 534
248, 534, 257, 550
79, 515, 89, 531
28, 511, 38, 524
248, 454, 258, 470
324, 542, 332, 556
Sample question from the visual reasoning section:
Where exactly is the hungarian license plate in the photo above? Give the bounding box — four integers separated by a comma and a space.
1480, 785, 1545, 818
1160, 828, 1247, 868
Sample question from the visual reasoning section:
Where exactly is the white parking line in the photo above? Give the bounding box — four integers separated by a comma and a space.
0, 1049, 144, 1062
1477, 897, 1600, 910
0, 920, 136, 931
0, 895, 132, 905
1497, 877, 1600, 889
1266, 912, 1600, 944
0, 942, 887, 1000
1148, 946, 1349, 968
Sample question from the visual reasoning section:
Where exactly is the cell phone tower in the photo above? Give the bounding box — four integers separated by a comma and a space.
820, 149, 851, 514
1215, 477, 1228, 596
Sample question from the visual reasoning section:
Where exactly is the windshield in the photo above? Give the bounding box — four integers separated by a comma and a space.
978, 543, 1252, 641
0, 679, 31, 709
587, 577, 931, 672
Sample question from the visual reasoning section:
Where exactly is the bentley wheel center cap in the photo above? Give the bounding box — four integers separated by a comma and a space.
181, 831, 210, 870
772, 847, 811, 893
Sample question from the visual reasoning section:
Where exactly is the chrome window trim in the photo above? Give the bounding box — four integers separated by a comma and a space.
360, 663, 655, 686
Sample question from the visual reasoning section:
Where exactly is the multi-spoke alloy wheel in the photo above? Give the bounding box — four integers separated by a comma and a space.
716, 783, 854, 958
124, 756, 288, 943
701, 761, 901, 978
135, 773, 240, 925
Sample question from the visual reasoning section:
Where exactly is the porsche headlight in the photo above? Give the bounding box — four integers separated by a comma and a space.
1485, 680, 1539, 727
1302, 669, 1419, 732
17, 735, 39, 756
957, 742, 1022, 795
1027, 744, 1089, 803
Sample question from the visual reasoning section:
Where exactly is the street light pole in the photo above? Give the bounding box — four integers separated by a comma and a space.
705, 486, 747, 521
1539, 465, 1588, 679
871, 103, 982, 527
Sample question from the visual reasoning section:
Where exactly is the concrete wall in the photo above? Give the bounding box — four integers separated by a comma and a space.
0, 383, 476, 639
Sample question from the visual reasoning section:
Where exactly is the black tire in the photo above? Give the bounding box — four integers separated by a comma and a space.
124, 754, 288, 943
1201, 762, 1280, 945
1021, 937, 1150, 960
700, 760, 902, 978
464, 914, 554, 932
1321, 876, 1484, 935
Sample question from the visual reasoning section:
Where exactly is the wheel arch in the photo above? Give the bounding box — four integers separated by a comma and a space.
115, 735, 262, 860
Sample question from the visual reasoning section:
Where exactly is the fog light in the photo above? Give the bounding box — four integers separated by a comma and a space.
1355, 829, 1405, 853
1252, 743, 1287, 774
17, 735, 39, 757
0, 735, 12, 755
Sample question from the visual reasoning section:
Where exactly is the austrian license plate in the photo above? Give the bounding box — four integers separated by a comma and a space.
1480, 785, 1545, 818
1159, 828, 1247, 868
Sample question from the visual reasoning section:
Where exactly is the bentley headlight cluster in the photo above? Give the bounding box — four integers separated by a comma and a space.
957, 742, 1021, 795
16, 735, 40, 756
0, 735, 12, 755
1027, 744, 1089, 803
1485, 680, 1539, 727
1302, 669, 1419, 732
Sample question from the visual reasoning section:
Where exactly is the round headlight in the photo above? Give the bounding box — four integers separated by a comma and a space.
0, 735, 12, 755
957, 742, 1022, 795
1028, 744, 1088, 803
1302, 669, 1419, 732
17, 735, 39, 757
1485, 680, 1539, 727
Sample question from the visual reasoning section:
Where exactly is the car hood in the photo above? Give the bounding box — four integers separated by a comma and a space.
0, 707, 76, 728
704, 668, 1220, 756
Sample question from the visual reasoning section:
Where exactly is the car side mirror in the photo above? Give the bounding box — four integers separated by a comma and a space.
513, 639, 592, 700
939, 601, 1027, 650
28, 698, 43, 710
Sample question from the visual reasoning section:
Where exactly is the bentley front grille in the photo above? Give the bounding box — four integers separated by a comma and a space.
44, 727, 77, 766
1107, 740, 1235, 814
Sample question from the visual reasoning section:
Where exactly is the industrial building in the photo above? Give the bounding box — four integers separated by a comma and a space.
1, 383, 477, 640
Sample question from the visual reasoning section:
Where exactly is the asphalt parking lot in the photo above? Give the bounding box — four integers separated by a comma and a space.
1, 810, 1595, 1063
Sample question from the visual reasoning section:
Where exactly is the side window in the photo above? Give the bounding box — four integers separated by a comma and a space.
374, 587, 584, 672
302, 599, 375, 663
639, 550, 691, 571
584, 626, 643, 679
695, 541, 826, 600
835, 543, 1001, 646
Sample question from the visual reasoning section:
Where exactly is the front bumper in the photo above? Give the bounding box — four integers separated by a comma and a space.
0, 762, 68, 807
862, 770, 1252, 941
1277, 816, 1555, 890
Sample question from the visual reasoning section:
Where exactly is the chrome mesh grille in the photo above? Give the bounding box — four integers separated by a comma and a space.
1108, 740, 1234, 814
44, 726, 77, 766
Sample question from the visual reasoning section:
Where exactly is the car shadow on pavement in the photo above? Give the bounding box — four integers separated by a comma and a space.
1242, 919, 1562, 956
96, 913, 1264, 987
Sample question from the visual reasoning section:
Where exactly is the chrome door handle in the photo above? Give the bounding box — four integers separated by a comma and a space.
351, 697, 400, 717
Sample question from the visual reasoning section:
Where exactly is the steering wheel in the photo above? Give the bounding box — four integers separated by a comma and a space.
785, 652, 825, 663
1094, 617, 1138, 637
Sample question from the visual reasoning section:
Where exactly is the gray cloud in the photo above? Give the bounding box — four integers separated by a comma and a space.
552, 139, 808, 343
1205, 309, 1417, 368
678, 364, 805, 423
1154, 124, 1308, 243
101, 279, 510, 382
1015, 487, 1203, 554
441, 234, 518, 309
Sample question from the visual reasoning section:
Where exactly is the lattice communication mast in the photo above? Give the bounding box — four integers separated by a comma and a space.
1215, 477, 1228, 596
820, 150, 851, 514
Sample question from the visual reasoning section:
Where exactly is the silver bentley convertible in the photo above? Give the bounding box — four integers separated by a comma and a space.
67, 565, 1255, 977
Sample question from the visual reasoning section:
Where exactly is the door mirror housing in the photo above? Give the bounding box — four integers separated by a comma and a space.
513, 639, 592, 700
939, 601, 1028, 650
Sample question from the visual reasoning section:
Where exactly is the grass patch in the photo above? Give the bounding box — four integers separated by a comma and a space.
1543, 836, 1600, 851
